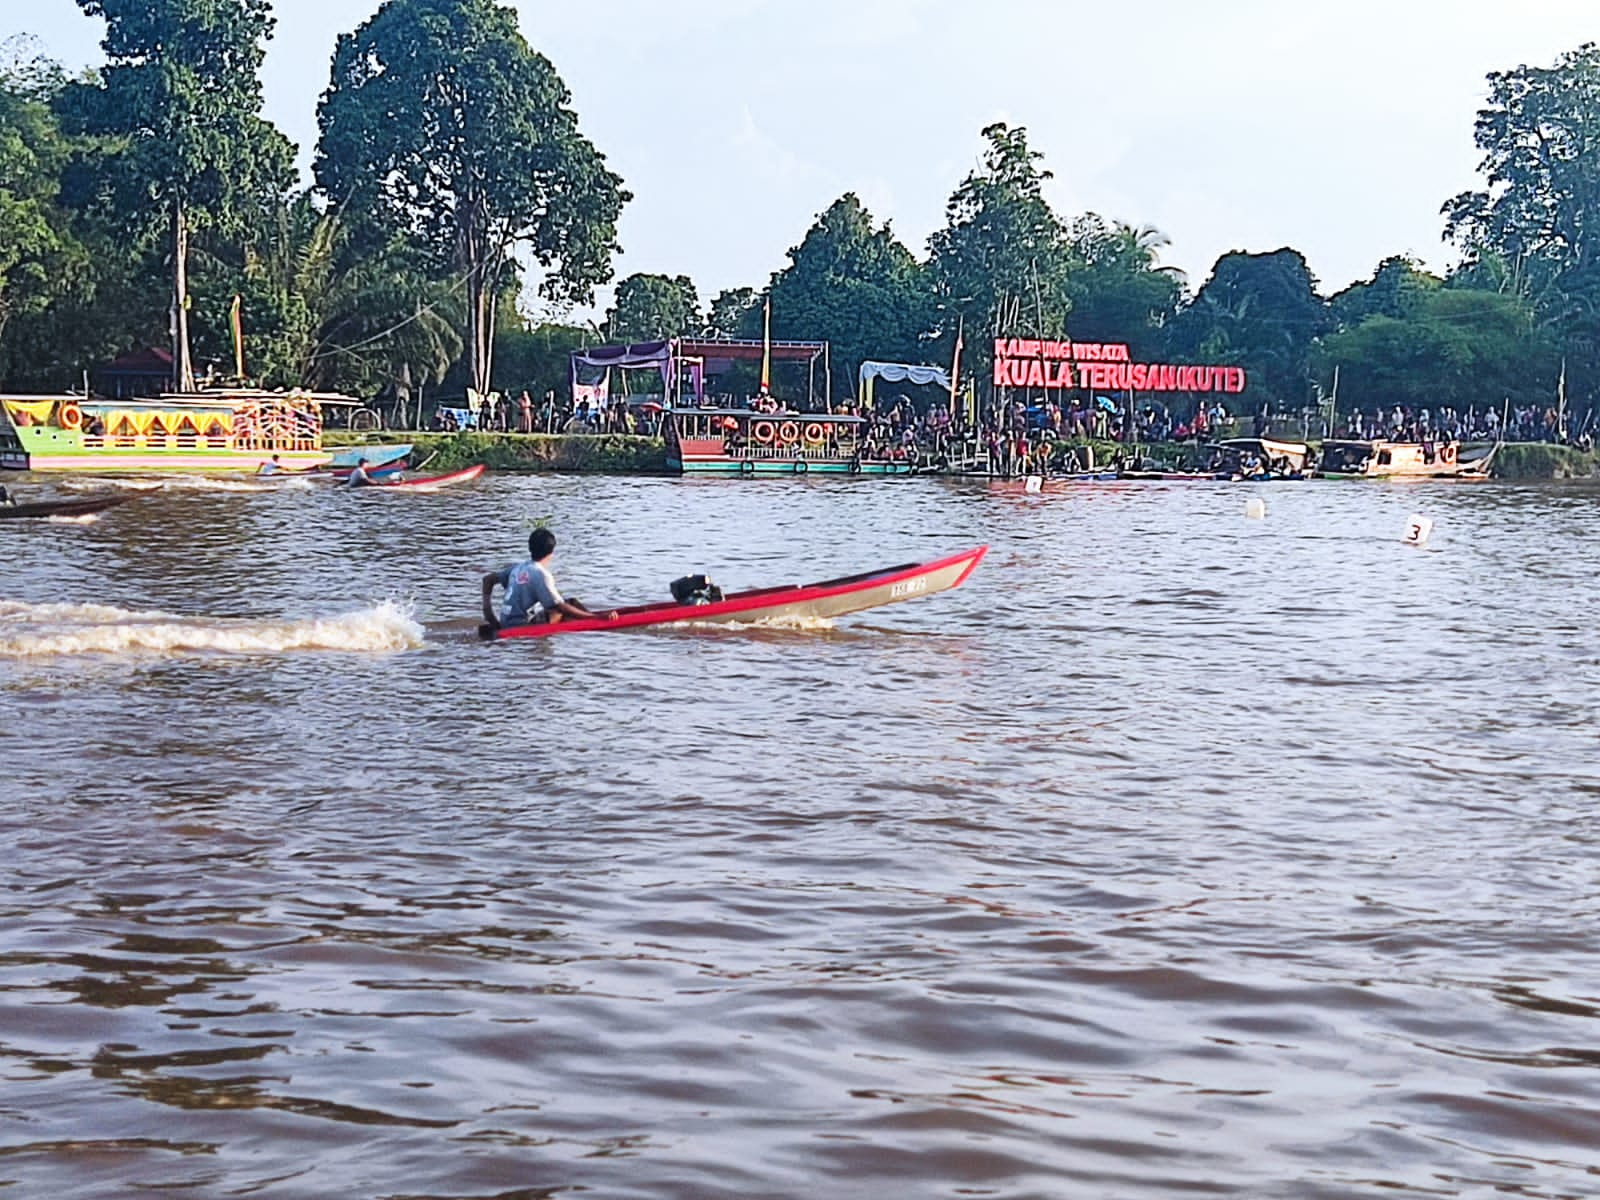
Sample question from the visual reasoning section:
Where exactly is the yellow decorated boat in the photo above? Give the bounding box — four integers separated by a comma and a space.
0, 389, 336, 472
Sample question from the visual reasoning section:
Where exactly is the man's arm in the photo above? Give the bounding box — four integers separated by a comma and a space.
481, 573, 501, 628
553, 599, 619, 622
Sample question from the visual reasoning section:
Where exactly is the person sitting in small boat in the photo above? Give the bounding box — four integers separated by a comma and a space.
481, 527, 617, 631
347, 458, 375, 487
257, 454, 281, 476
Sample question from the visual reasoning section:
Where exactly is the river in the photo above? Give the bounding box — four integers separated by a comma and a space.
1, 472, 1597, 1199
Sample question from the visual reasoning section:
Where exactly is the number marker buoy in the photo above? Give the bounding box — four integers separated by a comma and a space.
1024, 475, 1043, 494
1403, 514, 1433, 547
1244, 497, 1267, 519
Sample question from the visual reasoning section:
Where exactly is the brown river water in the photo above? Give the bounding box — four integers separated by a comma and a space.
0, 472, 1597, 1199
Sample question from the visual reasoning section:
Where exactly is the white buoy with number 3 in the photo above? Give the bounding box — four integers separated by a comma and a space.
1403, 514, 1433, 547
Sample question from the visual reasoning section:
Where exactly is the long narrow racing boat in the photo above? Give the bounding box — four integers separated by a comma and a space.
486, 545, 987, 640
354, 464, 485, 492
0, 493, 131, 520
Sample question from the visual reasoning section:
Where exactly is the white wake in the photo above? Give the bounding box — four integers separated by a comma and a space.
0, 599, 424, 657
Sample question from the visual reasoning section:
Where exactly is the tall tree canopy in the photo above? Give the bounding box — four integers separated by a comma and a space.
1317, 283, 1551, 415
1444, 42, 1600, 407
1171, 248, 1330, 408
769, 193, 930, 387
706, 286, 761, 339
315, 0, 629, 397
929, 123, 1072, 381
0, 57, 89, 376
1062, 216, 1184, 354
66, 0, 294, 391
605, 272, 700, 342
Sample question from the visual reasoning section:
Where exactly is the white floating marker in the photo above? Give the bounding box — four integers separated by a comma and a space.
1403, 514, 1433, 547
1244, 497, 1267, 519
1024, 475, 1043, 493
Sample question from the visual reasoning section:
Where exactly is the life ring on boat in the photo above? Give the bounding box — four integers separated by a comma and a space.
777, 421, 800, 444
794, 459, 808, 474
1440, 445, 1456, 464
57, 402, 82, 431
803, 422, 824, 443
752, 421, 776, 444
739, 458, 755, 476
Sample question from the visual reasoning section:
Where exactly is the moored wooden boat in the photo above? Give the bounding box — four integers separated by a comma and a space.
1318, 439, 1496, 479
1, 390, 343, 472
486, 545, 987, 640
0, 493, 131, 520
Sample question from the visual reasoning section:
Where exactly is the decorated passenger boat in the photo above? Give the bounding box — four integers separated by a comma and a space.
664, 409, 916, 475
0, 390, 340, 472
1317, 439, 1496, 480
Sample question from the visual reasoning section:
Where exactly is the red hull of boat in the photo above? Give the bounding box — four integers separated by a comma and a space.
363, 464, 485, 491
488, 545, 987, 640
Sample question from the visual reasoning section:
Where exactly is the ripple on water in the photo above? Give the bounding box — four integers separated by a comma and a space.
0, 477, 1598, 1197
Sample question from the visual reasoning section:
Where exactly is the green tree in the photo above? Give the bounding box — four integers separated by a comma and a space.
214, 195, 462, 398
768, 193, 931, 390
929, 123, 1072, 386
1171, 248, 1330, 409
0, 55, 90, 377
605, 272, 700, 342
316, 0, 629, 398
1444, 42, 1600, 410
706, 287, 761, 339
1316, 285, 1552, 414
1062, 216, 1184, 353
1329, 254, 1439, 328
65, 0, 295, 391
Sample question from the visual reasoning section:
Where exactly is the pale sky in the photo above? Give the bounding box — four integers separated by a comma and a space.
7, 0, 1597, 316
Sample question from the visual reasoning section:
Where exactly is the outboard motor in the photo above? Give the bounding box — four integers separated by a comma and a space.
669, 574, 724, 605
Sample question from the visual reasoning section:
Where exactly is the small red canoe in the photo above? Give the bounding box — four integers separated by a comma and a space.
486, 545, 987, 640
357, 464, 485, 492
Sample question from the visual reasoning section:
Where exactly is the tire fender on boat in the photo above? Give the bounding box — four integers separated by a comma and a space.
794, 459, 808, 474
740, 459, 755, 476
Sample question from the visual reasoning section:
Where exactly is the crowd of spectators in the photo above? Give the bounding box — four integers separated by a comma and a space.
428, 388, 1596, 464
1334, 403, 1593, 449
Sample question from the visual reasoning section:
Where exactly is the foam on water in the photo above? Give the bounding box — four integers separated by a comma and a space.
674, 612, 837, 634
60, 475, 314, 494
0, 598, 423, 657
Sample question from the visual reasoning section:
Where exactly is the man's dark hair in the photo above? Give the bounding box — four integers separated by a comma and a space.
529, 528, 557, 559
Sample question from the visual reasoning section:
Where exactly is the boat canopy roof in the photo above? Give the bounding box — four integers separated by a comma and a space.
1217, 436, 1309, 452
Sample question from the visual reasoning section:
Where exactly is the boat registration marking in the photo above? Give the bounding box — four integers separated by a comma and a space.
890, 578, 926, 598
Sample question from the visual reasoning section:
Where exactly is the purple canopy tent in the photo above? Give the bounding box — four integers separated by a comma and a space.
571, 338, 832, 409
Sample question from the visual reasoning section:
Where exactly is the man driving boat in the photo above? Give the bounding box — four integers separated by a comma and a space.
481, 528, 618, 630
